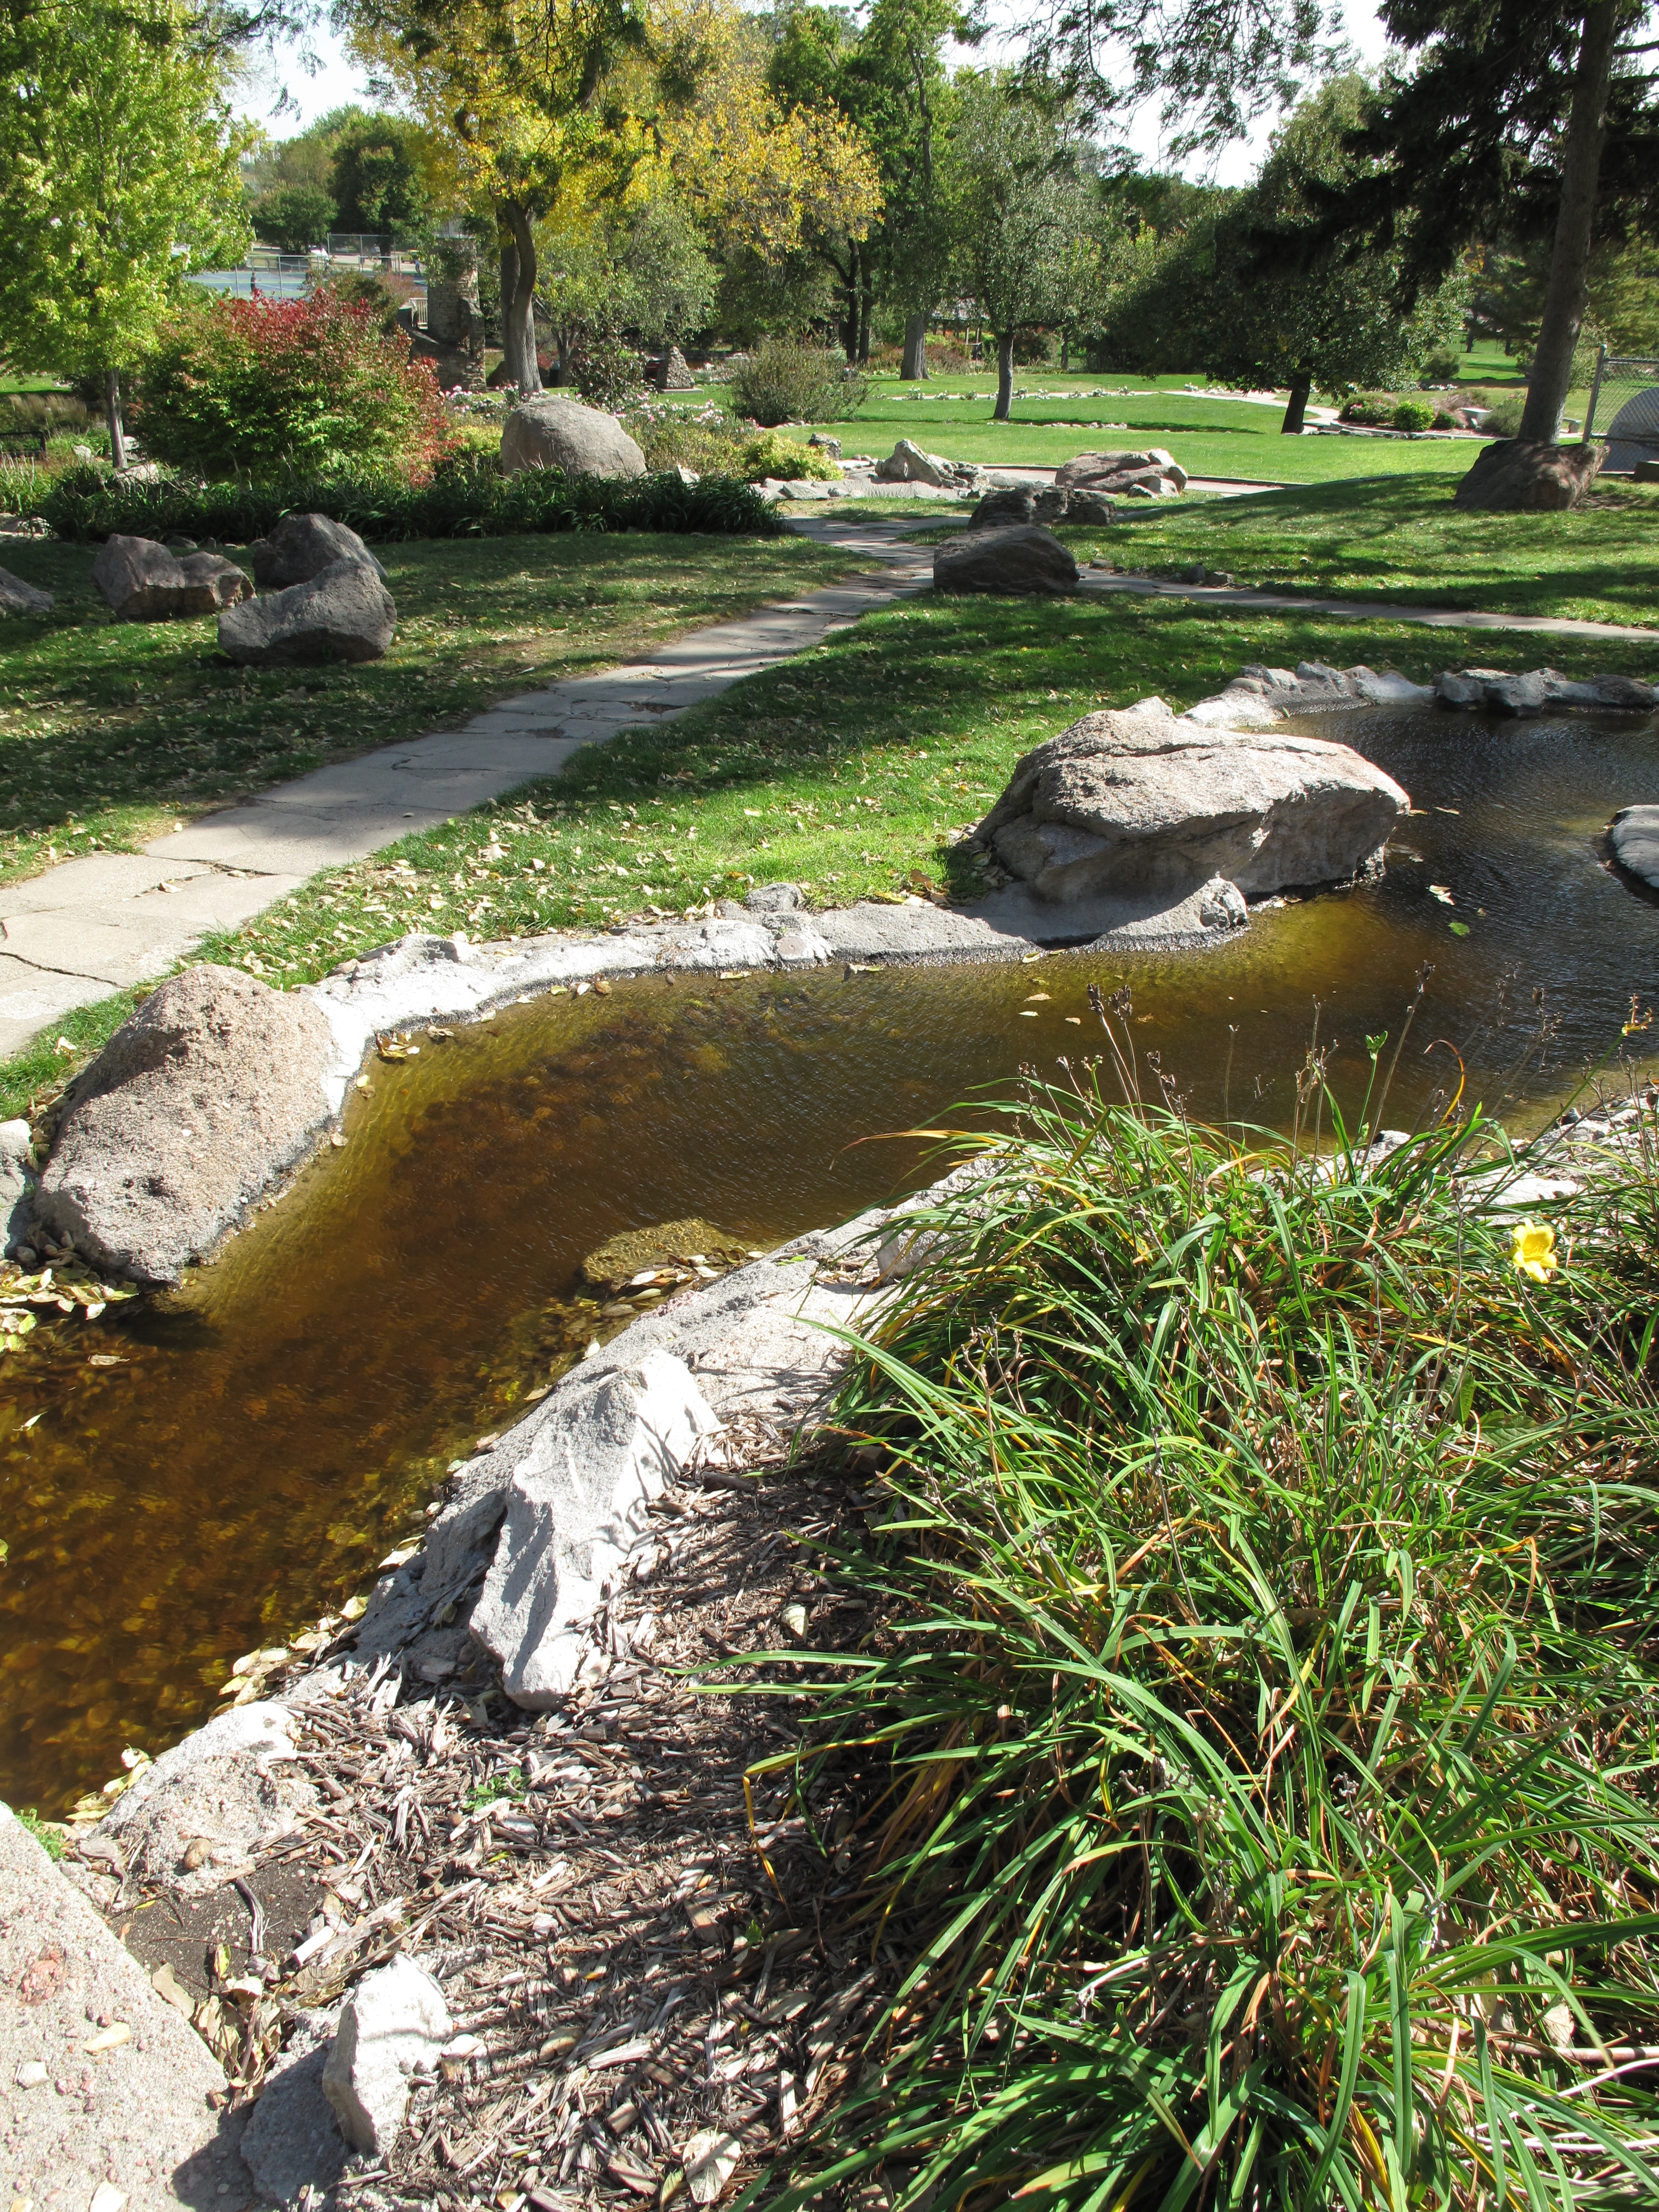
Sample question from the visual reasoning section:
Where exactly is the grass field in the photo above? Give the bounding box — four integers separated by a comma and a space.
704, 355, 1586, 484
0, 530, 861, 886
1052, 476, 1659, 626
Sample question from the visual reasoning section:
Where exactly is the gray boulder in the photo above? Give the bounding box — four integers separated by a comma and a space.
87, 1698, 318, 1890
652, 345, 697, 391
472, 1350, 721, 1707
875, 437, 956, 487
1434, 665, 1657, 717
218, 557, 396, 665
1452, 438, 1602, 510
935, 523, 1079, 596
1610, 806, 1659, 890
92, 534, 251, 621
33, 964, 339, 1283
322, 1957, 452, 2156
501, 395, 646, 479
1057, 447, 1187, 495
0, 564, 53, 616
0, 1116, 36, 1257
973, 700, 1408, 904
968, 485, 1116, 530
246, 511, 387, 588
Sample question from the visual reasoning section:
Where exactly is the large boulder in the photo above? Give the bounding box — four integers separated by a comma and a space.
1057, 447, 1187, 496
218, 557, 396, 665
1610, 806, 1659, 891
246, 511, 387, 588
92, 534, 251, 621
32, 964, 339, 1283
501, 394, 646, 479
0, 563, 53, 616
1452, 438, 1602, 510
934, 523, 1079, 596
972, 700, 1408, 904
969, 485, 1116, 529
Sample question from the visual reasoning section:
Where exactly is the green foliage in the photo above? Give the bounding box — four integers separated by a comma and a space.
1483, 393, 1525, 437
1391, 396, 1435, 430
251, 181, 338, 253
537, 191, 717, 362
1341, 390, 1403, 425
738, 430, 842, 480
327, 114, 432, 241
0, 0, 251, 387
16, 1806, 66, 1860
134, 290, 450, 481
762, 1051, 1659, 2211
729, 336, 867, 426
25, 453, 784, 545
565, 332, 647, 410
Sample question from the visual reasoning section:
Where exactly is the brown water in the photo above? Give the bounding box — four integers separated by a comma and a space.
4, 704, 1657, 1814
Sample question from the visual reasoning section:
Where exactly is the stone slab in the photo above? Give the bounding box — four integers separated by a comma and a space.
0, 953, 110, 1059
0, 854, 217, 916
0, 1799, 249, 2209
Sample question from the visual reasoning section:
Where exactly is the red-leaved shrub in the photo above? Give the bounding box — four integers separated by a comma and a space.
136, 291, 453, 482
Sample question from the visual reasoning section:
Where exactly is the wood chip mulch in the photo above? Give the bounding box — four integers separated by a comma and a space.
115, 1456, 898, 2212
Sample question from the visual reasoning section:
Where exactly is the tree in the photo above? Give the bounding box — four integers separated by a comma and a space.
251, 178, 337, 249
1220, 77, 1467, 430
0, 0, 251, 466
1307, 3, 1659, 445
767, 0, 974, 371
328, 112, 434, 238
939, 73, 1100, 419
534, 182, 716, 371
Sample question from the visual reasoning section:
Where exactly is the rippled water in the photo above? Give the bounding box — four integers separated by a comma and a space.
3, 703, 1656, 1813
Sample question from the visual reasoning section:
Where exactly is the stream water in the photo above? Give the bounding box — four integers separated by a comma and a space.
3, 702, 1656, 1815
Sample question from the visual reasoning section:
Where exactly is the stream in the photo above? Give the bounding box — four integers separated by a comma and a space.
3, 700, 1656, 1814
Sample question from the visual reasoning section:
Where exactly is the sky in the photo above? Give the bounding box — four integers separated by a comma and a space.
233, 4, 1394, 190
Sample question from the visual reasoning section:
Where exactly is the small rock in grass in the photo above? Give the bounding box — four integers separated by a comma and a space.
218, 558, 396, 666
321, 1955, 452, 2155
0, 564, 53, 617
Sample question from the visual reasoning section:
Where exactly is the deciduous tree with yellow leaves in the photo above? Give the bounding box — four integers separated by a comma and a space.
346, 0, 879, 391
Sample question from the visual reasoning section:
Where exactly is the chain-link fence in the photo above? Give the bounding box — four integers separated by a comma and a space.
1584, 349, 1659, 471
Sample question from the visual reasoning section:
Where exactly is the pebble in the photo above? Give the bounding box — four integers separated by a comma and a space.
14, 2060, 47, 2089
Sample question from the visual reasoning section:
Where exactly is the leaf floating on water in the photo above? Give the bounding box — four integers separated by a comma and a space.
594, 979, 613, 996
1449, 920, 1471, 936
88, 1353, 125, 1368
1428, 885, 1455, 905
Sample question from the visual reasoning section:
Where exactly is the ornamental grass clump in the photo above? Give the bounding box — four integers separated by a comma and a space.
759, 999, 1659, 2212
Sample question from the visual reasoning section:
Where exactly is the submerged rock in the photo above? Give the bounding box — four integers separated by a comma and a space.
32, 964, 339, 1283
972, 700, 1408, 905
582, 1217, 747, 1295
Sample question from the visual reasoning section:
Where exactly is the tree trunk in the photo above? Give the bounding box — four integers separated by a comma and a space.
1280, 368, 1313, 435
1061, 328, 1070, 372
901, 310, 929, 380
104, 367, 127, 471
1520, 1, 1618, 443
857, 281, 872, 365
498, 234, 517, 361
993, 331, 1014, 422
499, 200, 542, 394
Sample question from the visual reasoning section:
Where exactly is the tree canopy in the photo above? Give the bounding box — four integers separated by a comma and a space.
0, 0, 251, 462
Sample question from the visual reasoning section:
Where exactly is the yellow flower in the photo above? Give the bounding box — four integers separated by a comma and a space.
1511, 1221, 1558, 1284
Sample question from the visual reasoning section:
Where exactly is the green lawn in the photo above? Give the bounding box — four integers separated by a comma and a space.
1052, 476, 1659, 627
701, 369, 1576, 485
0, 530, 862, 885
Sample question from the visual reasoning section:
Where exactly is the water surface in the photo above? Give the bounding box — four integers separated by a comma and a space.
3, 704, 1655, 1812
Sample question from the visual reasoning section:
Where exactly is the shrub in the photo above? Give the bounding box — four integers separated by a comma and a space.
765, 1028, 1659, 2212
564, 334, 647, 411
728, 336, 866, 427
1391, 396, 1436, 431
26, 455, 784, 544
736, 429, 841, 481
134, 291, 453, 482
251, 181, 337, 253
1420, 346, 1462, 383
1483, 393, 1525, 437
622, 400, 752, 475
1338, 390, 1399, 426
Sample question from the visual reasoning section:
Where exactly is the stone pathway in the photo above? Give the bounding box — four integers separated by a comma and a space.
0, 531, 931, 1059
1, 508, 1651, 1062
